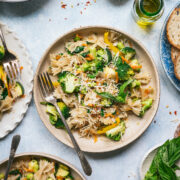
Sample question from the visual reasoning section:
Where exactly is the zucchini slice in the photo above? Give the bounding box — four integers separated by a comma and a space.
15, 82, 24, 96
56, 167, 69, 178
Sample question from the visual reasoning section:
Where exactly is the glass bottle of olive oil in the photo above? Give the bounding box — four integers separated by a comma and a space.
132, 0, 164, 26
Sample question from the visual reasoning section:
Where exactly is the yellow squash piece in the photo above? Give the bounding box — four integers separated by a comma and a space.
52, 81, 59, 88
104, 32, 129, 64
104, 32, 142, 70
97, 118, 120, 135
0, 65, 8, 88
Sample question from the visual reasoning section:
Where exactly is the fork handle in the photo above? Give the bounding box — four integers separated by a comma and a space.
4, 135, 21, 180
54, 103, 92, 176
0, 26, 9, 53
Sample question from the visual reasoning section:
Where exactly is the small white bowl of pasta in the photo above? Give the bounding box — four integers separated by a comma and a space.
0, 152, 86, 180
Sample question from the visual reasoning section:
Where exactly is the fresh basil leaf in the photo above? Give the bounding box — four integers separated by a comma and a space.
158, 161, 176, 180
9, 169, 21, 176
144, 137, 180, 180
65, 46, 84, 55
81, 51, 90, 58
106, 48, 112, 63
100, 109, 104, 117
72, 46, 84, 54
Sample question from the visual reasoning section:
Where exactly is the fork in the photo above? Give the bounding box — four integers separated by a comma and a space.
0, 25, 21, 83
38, 72, 92, 176
4, 135, 21, 180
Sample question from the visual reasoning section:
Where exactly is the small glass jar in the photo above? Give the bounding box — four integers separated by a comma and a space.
132, 0, 164, 26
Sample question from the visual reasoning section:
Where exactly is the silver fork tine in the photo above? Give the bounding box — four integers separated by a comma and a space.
41, 74, 49, 94
16, 62, 21, 79
12, 61, 20, 81
15, 61, 21, 80
43, 73, 51, 93
11, 62, 18, 80
9, 63, 16, 82
46, 72, 54, 92
3, 63, 12, 83
38, 75, 46, 97
3, 61, 20, 83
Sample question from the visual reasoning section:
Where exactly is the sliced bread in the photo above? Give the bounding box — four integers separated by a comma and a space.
174, 124, 180, 138
171, 46, 180, 64
174, 50, 180, 80
167, 8, 180, 49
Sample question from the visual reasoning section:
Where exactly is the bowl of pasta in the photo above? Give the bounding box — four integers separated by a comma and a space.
34, 26, 160, 153
0, 152, 85, 180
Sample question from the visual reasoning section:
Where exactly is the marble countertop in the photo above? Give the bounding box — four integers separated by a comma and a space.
0, 0, 179, 179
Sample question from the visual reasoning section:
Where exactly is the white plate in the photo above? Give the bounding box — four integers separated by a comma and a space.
0, 22, 33, 138
140, 143, 180, 179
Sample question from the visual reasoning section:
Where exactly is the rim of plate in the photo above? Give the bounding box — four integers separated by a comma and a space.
34, 26, 160, 153
139, 143, 163, 179
0, 152, 86, 180
0, 21, 33, 138
159, 2, 180, 92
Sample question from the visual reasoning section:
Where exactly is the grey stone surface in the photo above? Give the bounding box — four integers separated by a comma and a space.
0, 0, 179, 179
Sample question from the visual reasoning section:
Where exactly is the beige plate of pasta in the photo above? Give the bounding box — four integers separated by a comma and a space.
34, 26, 160, 153
0, 152, 86, 180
